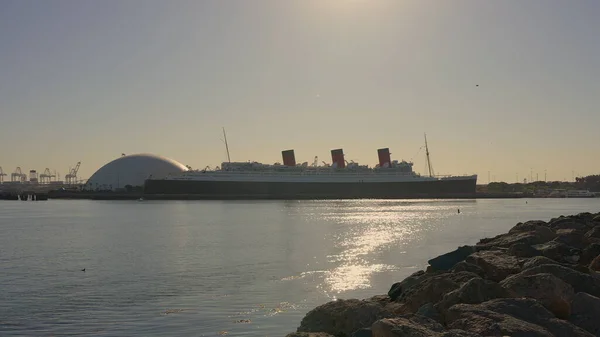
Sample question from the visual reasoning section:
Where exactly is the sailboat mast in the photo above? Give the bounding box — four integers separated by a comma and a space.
223, 127, 231, 163
424, 133, 434, 177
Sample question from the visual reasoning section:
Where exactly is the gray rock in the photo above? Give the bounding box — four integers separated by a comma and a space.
509, 220, 549, 234
523, 256, 560, 269
371, 316, 444, 337
554, 228, 588, 249
549, 216, 591, 231
477, 226, 556, 249
585, 226, 600, 242
395, 272, 479, 313
388, 270, 426, 301
500, 272, 575, 319
450, 261, 485, 277
436, 277, 511, 316
415, 302, 441, 322
286, 333, 335, 337
351, 328, 372, 337
445, 298, 594, 337
518, 263, 600, 297
533, 240, 581, 263
296, 298, 393, 336
591, 255, 600, 273
428, 245, 475, 271
581, 244, 600, 266
465, 250, 523, 282
508, 242, 541, 257
569, 292, 600, 336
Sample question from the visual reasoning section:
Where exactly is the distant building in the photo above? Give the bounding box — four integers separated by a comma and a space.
85, 153, 188, 191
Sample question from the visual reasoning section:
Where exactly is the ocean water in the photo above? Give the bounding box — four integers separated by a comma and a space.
1, 198, 599, 336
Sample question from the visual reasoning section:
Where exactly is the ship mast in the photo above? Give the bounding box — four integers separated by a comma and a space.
223, 127, 231, 163
424, 133, 435, 177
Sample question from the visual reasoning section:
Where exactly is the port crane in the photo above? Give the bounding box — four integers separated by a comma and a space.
11, 167, 26, 182
40, 168, 56, 184
65, 162, 81, 185
0, 167, 6, 183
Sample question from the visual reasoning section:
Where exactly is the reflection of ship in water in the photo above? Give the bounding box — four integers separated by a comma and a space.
144, 135, 478, 200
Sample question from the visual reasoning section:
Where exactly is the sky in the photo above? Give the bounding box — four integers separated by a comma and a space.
1, 0, 599, 183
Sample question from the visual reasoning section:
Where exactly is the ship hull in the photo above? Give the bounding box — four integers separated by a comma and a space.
143, 177, 477, 200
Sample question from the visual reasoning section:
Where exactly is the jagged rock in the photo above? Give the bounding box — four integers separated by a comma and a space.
370, 316, 446, 337
548, 216, 591, 231
415, 302, 441, 322
445, 298, 594, 337
523, 256, 560, 269
296, 298, 393, 336
477, 226, 556, 249
518, 263, 600, 297
286, 333, 335, 337
590, 255, 600, 272
581, 244, 600, 266
395, 272, 479, 313
508, 242, 541, 257
465, 250, 523, 282
388, 271, 426, 301
499, 272, 575, 318
569, 292, 600, 336
554, 228, 588, 249
428, 246, 475, 271
533, 240, 581, 263
450, 261, 485, 277
436, 277, 511, 315
594, 214, 600, 223
585, 226, 600, 242
509, 220, 549, 234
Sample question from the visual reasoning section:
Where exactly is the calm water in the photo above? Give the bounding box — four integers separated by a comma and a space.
1, 198, 599, 336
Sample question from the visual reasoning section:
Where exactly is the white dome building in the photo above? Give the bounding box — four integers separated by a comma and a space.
85, 154, 188, 191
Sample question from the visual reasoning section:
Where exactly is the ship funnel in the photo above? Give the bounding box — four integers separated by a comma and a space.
330, 149, 345, 169
377, 148, 392, 168
282, 149, 296, 166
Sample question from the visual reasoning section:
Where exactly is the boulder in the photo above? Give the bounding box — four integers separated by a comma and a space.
477, 226, 555, 249
585, 226, 600, 242
395, 272, 479, 313
518, 264, 600, 297
581, 244, 600, 266
296, 298, 393, 336
388, 270, 426, 301
465, 250, 523, 282
427, 246, 475, 271
548, 216, 591, 231
569, 292, 600, 336
435, 277, 511, 315
370, 316, 479, 337
450, 261, 485, 277
415, 302, 441, 322
509, 220, 549, 233
523, 256, 560, 270
286, 333, 335, 337
533, 241, 581, 263
445, 298, 594, 337
590, 255, 600, 273
351, 328, 372, 337
508, 242, 541, 257
554, 228, 588, 249
499, 272, 575, 318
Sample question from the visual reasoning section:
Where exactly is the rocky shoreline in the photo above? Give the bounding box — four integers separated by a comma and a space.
286, 211, 600, 337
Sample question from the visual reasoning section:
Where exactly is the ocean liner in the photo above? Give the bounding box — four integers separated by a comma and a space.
143, 134, 478, 200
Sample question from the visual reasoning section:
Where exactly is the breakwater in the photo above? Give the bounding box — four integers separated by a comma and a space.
286, 212, 600, 337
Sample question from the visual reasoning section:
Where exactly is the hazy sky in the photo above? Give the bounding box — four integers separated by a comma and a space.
1, 0, 599, 183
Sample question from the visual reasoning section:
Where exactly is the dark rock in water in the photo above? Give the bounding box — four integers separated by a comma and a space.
296, 298, 393, 336
508, 242, 541, 257
533, 241, 581, 263
286, 333, 335, 337
581, 244, 600, 266
436, 277, 511, 316
388, 270, 426, 301
450, 261, 485, 277
499, 272, 575, 319
428, 245, 475, 271
569, 292, 600, 336
518, 263, 600, 298
465, 250, 523, 282
396, 272, 479, 313
445, 298, 594, 337
350, 328, 372, 337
